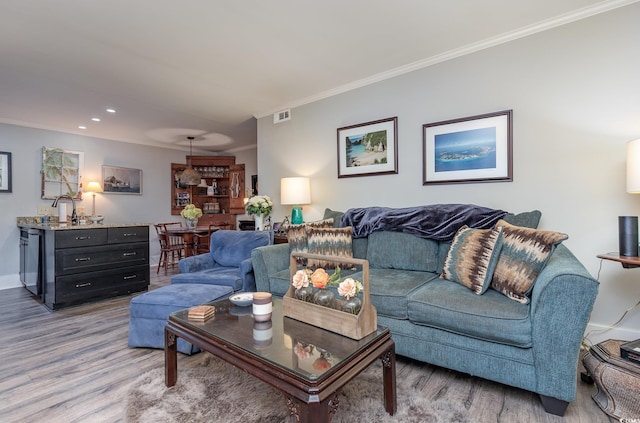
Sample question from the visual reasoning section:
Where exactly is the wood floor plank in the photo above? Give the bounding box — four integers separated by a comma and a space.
0, 266, 615, 422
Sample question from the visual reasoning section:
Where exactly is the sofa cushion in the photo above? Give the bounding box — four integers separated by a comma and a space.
171, 267, 243, 290
441, 225, 504, 294
210, 230, 272, 267
491, 220, 568, 304
407, 278, 532, 347
284, 218, 334, 265
366, 231, 439, 272
502, 210, 542, 229
350, 268, 438, 319
323, 208, 344, 227
306, 226, 355, 269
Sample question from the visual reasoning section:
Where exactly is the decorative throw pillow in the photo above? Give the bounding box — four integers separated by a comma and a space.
306, 226, 355, 269
490, 220, 568, 304
441, 225, 504, 295
283, 218, 334, 265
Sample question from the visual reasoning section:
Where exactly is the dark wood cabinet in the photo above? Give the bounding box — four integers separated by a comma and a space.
42, 226, 150, 310
171, 155, 245, 229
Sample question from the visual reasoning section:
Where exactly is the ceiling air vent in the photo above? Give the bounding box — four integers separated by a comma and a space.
273, 109, 291, 124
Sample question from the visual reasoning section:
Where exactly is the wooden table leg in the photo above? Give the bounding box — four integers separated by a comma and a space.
286, 392, 339, 423
165, 327, 178, 387
381, 342, 397, 415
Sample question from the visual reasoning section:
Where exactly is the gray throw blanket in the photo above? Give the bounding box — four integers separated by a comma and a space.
340, 204, 509, 240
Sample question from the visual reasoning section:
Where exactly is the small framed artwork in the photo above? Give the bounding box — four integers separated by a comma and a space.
41, 146, 84, 199
423, 110, 512, 185
337, 116, 398, 178
0, 151, 12, 193
102, 165, 142, 194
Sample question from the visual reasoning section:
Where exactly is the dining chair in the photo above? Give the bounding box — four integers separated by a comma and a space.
154, 222, 186, 274
192, 223, 231, 255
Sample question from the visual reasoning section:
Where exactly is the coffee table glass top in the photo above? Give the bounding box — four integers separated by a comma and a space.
169, 298, 388, 380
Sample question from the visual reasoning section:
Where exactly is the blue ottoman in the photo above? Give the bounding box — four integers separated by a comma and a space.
128, 283, 233, 355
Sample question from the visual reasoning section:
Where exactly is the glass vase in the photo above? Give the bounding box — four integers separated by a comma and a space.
313, 289, 334, 308
294, 286, 314, 302
342, 296, 362, 315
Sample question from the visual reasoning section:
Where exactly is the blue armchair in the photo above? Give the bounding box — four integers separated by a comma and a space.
171, 230, 274, 292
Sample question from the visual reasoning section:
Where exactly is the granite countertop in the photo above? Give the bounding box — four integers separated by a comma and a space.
17, 216, 149, 230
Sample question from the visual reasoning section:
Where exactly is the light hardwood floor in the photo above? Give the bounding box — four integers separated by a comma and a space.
0, 267, 614, 423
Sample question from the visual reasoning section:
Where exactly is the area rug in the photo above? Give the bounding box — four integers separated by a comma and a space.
124, 355, 470, 422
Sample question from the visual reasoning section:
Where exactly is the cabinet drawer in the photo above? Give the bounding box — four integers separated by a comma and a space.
56, 229, 108, 248
108, 226, 149, 244
55, 266, 149, 301
55, 242, 149, 274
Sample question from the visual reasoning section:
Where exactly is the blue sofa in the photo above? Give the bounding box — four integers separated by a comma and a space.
172, 229, 273, 292
251, 207, 599, 416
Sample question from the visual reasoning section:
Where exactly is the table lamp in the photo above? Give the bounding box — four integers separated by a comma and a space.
621, 139, 640, 256
85, 181, 103, 216
281, 177, 311, 225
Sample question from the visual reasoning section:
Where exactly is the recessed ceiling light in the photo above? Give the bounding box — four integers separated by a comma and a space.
106, 108, 116, 113
91, 117, 101, 122
78, 125, 87, 129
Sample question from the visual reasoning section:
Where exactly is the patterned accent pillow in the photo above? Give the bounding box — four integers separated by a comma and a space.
306, 226, 355, 269
283, 218, 334, 265
441, 225, 504, 294
490, 220, 568, 303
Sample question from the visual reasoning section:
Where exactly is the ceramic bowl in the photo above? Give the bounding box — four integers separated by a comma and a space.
229, 293, 253, 307
88, 215, 104, 224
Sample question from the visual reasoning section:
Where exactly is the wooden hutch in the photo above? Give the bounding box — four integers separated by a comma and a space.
171, 155, 245, 229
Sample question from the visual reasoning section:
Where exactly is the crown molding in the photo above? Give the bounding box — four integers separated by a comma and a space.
254, 0, 639, 119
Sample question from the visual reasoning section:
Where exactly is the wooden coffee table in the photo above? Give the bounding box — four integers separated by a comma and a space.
165, 298, 396, 422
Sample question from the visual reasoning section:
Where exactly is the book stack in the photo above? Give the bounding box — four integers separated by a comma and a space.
621, 339, 640, 365
188, 305, 215, 321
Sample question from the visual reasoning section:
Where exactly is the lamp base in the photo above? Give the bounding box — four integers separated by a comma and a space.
291, 206, 304, 225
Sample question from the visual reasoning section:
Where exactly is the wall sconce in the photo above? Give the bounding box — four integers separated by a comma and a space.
281, 177, 311, 225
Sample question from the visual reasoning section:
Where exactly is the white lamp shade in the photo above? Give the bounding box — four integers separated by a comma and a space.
85, 181, 103, 193
281, 177, 311, 205
627, 139, 640, 193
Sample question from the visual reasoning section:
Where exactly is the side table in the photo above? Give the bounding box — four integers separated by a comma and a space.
597, 252, 640, 269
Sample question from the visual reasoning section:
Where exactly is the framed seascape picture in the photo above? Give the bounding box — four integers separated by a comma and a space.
102, 165, 142, 194
423, 110, 512, 185
0, 151, 12, 193
337, 117, 398, 178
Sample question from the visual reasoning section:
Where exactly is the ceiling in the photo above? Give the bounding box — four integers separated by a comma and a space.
0, 0, 634, 153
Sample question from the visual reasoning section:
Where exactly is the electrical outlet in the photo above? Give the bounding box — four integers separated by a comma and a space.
37, 206, 50, 215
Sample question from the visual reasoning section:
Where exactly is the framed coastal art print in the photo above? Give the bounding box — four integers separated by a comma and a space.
337, 117, 398, 178
423, 110, 512, 185
102, 165, 142, 194
0, 151, 12, 193
41, 147, 84, 199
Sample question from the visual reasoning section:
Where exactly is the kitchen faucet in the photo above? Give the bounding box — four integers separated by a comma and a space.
51, 195, 78, 225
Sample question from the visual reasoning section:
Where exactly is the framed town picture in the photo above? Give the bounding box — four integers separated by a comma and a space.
423, 110, 512, 185
102, 165, 142, 194
337, 117, 398, 178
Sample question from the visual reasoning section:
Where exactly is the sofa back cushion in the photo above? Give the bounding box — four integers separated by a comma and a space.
210, 230, 273, 267
366, 231, 439, 272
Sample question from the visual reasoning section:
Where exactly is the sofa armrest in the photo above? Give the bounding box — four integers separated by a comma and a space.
251, 243, 291, 293
178, 253, 216, 274
239, 258, 256, 292
528, 244, 599, 401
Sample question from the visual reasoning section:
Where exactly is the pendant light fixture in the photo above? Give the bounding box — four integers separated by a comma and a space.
179, 136, 201, 186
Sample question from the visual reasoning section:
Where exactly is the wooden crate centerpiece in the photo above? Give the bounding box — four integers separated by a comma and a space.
283, 252, 377, 340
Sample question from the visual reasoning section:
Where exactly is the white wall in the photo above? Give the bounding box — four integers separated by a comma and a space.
0, 123, 256, 289
256, 4, 640, 344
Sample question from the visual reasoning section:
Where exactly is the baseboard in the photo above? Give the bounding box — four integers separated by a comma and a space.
584, 322, 640, 346
0, 273, 22, 291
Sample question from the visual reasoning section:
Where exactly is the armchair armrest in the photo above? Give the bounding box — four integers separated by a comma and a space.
239, 258, 256, 292
251, 243, 290, 293
178, 253, 216, 274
